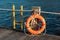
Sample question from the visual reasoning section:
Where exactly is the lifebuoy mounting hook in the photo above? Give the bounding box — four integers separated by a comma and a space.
32, 6, 41, 15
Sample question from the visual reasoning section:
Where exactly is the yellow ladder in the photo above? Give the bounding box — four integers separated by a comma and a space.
12, 5, 23, 30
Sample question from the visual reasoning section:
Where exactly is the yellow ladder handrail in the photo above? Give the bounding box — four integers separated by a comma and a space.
12, 5, 16, 29
20, 6, 24, 30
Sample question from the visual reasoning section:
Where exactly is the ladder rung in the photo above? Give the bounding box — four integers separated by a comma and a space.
16, 22, 23, 25
16, 22, 23, 23
16, 23, 20, 25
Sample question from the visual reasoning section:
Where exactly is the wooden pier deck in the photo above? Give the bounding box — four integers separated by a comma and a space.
0, 28, 60, 40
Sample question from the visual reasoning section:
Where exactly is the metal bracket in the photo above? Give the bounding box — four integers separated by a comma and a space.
32, 6, 41, 15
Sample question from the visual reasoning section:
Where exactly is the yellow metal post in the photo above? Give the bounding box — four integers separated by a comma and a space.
20, 6, 23, 30
12, 5, 16, 29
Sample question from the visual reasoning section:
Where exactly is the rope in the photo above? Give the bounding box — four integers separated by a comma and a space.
0, 8, 60, 14
41, 11, 60, 15
0, 8, 12, 11
0, 8, 32, 12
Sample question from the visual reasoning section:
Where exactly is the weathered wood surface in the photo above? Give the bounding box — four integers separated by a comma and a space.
0, 28, 60, 40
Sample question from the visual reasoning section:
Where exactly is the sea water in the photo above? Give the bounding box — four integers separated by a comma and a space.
0, 0, 60, 35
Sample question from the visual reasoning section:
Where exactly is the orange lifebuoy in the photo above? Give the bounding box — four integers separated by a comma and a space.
26, 14, 46, 35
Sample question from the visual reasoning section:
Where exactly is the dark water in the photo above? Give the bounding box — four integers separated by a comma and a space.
0, 0, 60, 35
